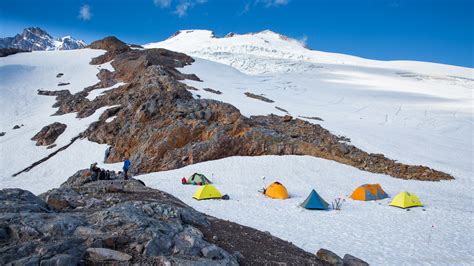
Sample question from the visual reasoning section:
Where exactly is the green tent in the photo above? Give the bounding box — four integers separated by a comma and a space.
183, 173, 212, 185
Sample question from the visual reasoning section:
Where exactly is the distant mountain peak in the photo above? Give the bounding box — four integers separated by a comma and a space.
165, 29, 304, 49
0, 27, 87, 51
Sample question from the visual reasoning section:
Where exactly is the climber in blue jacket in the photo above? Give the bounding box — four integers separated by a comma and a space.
123, 158, 131, 180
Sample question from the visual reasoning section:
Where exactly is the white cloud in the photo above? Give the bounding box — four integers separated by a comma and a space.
78, 4, 92, 21
154, 0, 206, 17
242, 0, 288, 13
273, 0, 289, 5
175, 1, 192, 17
388, 1, 400, 8
240, 2, 251, 15
154, 0, 172, 8
297, 34, 308, 47
258, 0, 289, 7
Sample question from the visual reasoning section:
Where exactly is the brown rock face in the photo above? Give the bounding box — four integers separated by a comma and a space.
43, 36, 453, 181
31, 122, 67, 146
88, 36, 131, 64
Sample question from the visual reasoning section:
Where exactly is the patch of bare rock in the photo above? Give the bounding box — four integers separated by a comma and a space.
203, 87, 223, 94
275, 106, 289, 113
244, 92, 275, 103
0, 169, 342, 265
31, 122, 66, 146
299, 115, 324, 121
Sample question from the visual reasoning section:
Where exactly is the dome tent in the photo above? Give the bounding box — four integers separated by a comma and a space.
390, 191, 423, 209
183, 173, 212, 185
193, 184, 222, 200
350, 184, 388, 201
264, 182, 289, 199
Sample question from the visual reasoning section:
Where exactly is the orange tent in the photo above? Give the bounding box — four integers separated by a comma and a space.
350, 184, 388, 201
264, 182, 289, 199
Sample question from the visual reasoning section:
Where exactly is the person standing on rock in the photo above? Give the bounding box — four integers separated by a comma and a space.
123, 158, 131, 180
104, 146, 112, 163
90, 162, 100, 181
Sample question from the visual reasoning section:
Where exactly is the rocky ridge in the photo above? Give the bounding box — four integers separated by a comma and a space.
37, 36, 453, 181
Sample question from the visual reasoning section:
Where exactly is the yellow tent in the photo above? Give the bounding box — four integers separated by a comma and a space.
193, 184, 222, 200
390, 191, 423, 209
264, 182, 289, 199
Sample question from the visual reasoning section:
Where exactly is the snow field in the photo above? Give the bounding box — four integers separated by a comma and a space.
138, 155, 474, 265
0, 49, 123, 193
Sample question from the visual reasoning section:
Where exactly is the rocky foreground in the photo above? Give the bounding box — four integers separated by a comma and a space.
0, 170, 368, 265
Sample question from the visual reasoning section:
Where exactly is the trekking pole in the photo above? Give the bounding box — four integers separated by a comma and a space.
427, 225, 434, 243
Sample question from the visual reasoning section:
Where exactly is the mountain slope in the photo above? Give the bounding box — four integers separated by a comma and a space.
0, 27, 86, 51
0, 32, 472, 265
146, 29, 473, 183
145, 29, 472, 78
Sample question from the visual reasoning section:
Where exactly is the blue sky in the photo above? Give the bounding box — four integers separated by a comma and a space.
1, 0, 472, 67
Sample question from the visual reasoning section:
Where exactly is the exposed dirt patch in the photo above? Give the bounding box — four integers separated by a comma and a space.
203, 88, 222, 95
245, 92, 275, 103
275, 106, 289, 113
299, 115, 324, 121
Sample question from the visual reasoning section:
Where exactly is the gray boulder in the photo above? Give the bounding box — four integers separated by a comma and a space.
343, 254, 369, 266
316, 248, 343, 265
39, 254, 77, 266
144, 235, 173, 256
201, 244, 223, 260
86, 248, 132, 262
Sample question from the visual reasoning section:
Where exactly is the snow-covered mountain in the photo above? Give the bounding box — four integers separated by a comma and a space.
1, 30, 473, 264
0, 27, 87, 51
145, 29, 471, 77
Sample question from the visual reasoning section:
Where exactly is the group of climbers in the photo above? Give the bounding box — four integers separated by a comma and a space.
89, 145, 131, 180
89, 162, 112, 181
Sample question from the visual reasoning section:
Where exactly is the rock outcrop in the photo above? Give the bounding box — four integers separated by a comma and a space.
0, 47, 29, 57
31, 122, 67, 146
244, 92, 275, 103
0, 170, 328, 265
38, 36, 453, 181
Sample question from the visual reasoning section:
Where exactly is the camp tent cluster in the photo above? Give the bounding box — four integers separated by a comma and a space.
350, 183, 423, 209
182, 174, 423, 209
